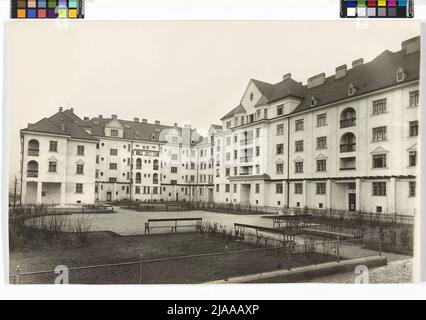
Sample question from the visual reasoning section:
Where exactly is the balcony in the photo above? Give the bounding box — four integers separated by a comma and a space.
240, 139, 253, 146
340, 156, 356, 171
339, 167, 356, 171
240, 157, 253, 164
153, 179, 159, 185
27, 170, 38, 178
340, 118, 356, 128
28, 149, 39, 157
340, 143, 356, 153
153, 165, 159, 170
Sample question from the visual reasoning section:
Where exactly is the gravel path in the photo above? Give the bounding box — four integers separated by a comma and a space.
306, 259, 413, 283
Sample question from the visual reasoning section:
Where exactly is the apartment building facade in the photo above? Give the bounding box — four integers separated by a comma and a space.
19, 36, 419, 215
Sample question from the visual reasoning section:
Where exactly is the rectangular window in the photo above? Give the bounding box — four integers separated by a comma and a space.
76, 164, 84, 174
316, 159, 327, 172
226, 137, 231, 146
77, 145, 85, 156
171, 180, 177, 185
409, 181, 416, 197
109, 163, 117, 170
255, 184, 260, 193
225, 168, 230, 177
171, 154, 178, 161
317, 136, 327, 149
409, 90, 419, 107
409, 121, 418, 137
276, 124, 284, 136
256, 146, 260, 157
294, 183, 303, 194
295, 140, 304, 152
372, 182, 386, 196
372, 98, 387, 114
256, 128, 260, 138
276, 163, 284, 174
226, 121, 231, 129
234, 150, 238, 160
49, 141, 58, 152
295, 119, 304, 131
317, 113, 327, 127
373, 126, 387, 142
225, 184, 230, 193
171, 167, 178, 173
234, 135, 238, 143
110, 129, 119, 137
135, 186, 141, 194
48, 161, 57, 173
276, 183, 283, 194
372, 154, 387, 168
295, 161, 303, 173
110, 148, 118, 156
316, 183, 326, 195
234, 167, 238, 176
216, 184, 220, 192
109, 177, 117, 183
226, 152, 231, 161
234, 117, 239, 126
277, 104, 284, 116
76, 183, 83, 193
233, 184, 237, 193
409, 151, 417, 166
276, 144, 284, 155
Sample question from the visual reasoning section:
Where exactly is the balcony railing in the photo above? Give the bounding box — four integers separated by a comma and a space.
340, 118, 356, 128
240, 139, 254, 146
27, 170, 39, 178
339, 167, 356, 171
153, 165, 159, 170
28, 149, 39, 156
153, 180, 159, 185
340, 143, 356, 153
135, 179, 141, 184
136, 165, 142, 170
240, 157, 253, 163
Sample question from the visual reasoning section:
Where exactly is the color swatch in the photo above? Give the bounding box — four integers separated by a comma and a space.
341, 0, 414, 18
11, 0, 84, 19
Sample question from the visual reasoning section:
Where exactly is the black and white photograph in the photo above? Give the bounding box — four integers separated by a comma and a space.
5, 20, 420, 285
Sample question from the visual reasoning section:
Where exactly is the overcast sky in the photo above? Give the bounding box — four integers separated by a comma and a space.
6, 20, 420, 183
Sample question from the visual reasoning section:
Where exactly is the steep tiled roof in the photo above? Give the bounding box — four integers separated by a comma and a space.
22, 110, 98, 141
252, 78, 305, 105
87, 117, 203, 144
220, 104, 246, 120
293, 48, 420, 114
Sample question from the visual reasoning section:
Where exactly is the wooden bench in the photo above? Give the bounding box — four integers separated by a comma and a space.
144, 218, 202, 234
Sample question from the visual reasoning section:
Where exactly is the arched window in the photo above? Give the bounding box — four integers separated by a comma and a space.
153, 159, 159, 170
28, 139, 40, 156
27, 160, 39, 177
135, 172, 141, 184
136, 158, 142, 169
153, 173, 159, 185
340, 108, 356, 128
340, 132, 356, 153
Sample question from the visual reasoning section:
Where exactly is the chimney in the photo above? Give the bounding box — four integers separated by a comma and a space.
352, 58, 364, 68
99, 114, 103, 119
134, 117, 139, 122
111, 114, 117, 119
58, 107, 63, 112
155, 120, 160, 125
142, 119, 147, 123
335, 64, 347, 80
283, 73, 292, 81
84, 117, 89, 121
27, 123, 33, 128
402, 36, 420, 55
70, 108, 74, 113
174, 123, 178, 127
307, 73, 326, 89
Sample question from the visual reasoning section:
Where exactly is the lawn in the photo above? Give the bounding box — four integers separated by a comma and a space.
10, 232, 336, 284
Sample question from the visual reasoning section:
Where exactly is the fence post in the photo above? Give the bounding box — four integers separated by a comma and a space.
15, 265, 21, 284
288, 242, 292, 270
379, 233, 383, 256
139, 254, 143, 284
224, 245, 228, 282
336, 236, 340, 263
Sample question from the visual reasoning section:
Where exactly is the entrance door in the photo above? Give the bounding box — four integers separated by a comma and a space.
106, 192, 112, 202
208, 189, 213, 203
348, 193, 356, 211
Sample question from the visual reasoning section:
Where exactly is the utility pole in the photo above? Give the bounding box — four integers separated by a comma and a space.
13, 176, 17, 214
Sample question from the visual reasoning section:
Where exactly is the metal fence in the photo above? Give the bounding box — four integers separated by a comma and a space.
10, 237, 383, 285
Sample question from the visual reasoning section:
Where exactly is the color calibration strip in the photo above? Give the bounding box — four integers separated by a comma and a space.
11, 0, 85, 19
341, 0, 414, 18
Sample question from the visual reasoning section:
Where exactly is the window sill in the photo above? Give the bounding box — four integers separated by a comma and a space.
371, 111, 389, 116
371, 167, 389, 170
371, 139, 388, 143
316, 124, 328, 128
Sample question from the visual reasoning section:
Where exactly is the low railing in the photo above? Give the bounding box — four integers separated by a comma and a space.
340, 118, 356, 128
27, 149, 39, 156
26, 170, 38, 178
340, 143, 356, 153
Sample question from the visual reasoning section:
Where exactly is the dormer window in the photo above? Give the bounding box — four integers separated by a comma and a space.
151, 134, 155, 141
396, 67, 406, 82
134, 132, 140, 139
110, 129, 119, 137
348, 83, 357, 96
310, 96, 318, 107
